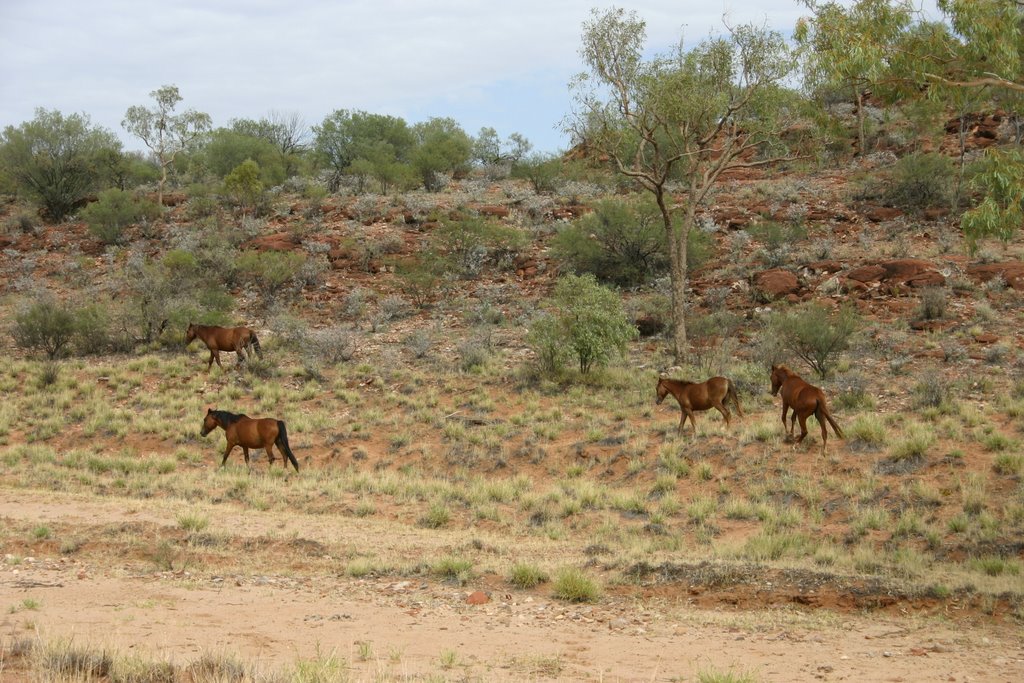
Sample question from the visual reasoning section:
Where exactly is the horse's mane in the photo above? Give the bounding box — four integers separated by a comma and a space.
211, 409, 247, 425
662, 377, 694, 386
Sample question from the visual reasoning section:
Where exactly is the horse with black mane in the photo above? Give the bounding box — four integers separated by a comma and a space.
185, 323, 262, 371
200, 408, 299, 472
656, 376, 743, 435
770, 364, 844, 452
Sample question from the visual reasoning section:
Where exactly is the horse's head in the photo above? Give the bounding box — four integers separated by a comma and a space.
185, 323, 197, 345
770, 365, 789, 396
200, 408, 219, 436
655, 377, 669, 404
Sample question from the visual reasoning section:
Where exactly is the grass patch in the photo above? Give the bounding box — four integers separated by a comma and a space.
551, 567, 601, 603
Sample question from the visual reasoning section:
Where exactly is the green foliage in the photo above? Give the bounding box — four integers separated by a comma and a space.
222, 159, 264, 214
433, 216, 527, 278
553, 199, 667, 286
235, 249, 307, 300
527, 273, 638, 375
313, 109, 415, 192
80, 188, 160, 244
0, 108, 122, 221
961, 148, 1024, 253
472, 126, 531, 166
13, 298, 77, 359
411, 117, 473, 191
771, 302, 860, 379
883, 152, 954, 212
748, 219, 806, 267
511, 153, 563, 194
203, 128, 287, 186
508, 562, 548, 589
396, 253, 446, 307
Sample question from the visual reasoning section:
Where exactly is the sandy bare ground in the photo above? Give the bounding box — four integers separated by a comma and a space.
1, 493, 1022, 682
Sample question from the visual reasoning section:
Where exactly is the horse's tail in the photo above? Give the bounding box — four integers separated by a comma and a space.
726, 380, 744, 417
250, 332, 263, 358
817, 402, 844, 439
276, 420, 299, 472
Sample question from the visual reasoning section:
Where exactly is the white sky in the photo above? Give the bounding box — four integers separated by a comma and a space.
2, 1, 819, 154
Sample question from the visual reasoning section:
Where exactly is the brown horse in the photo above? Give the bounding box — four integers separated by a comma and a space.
200, 408, 299, 472
656, 376, 743, 435
770, 365, 844, 452
185, 323, 262, 371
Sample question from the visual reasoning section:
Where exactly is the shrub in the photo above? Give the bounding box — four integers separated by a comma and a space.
913, 371, 952, 409
222, 159, 264, 214
511, 153, 562, 194
883, 152, 954, 212
748, 219, 806, 267
235, 250, 307, 300
13, 298, 77, 359
433, 216, 527, 278
527, 274, 637, 375
770, 303, 860, 379
80, 188, 160, 244
916, 287, 948, 320
552, 199, 668, 286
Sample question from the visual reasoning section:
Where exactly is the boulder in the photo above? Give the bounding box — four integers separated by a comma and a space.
845, 259, 945, 288
966, 262, 1024, 291
753, 269, 799, 300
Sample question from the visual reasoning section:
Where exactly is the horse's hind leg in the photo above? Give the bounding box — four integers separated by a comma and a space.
796, 412, 810, 444
713, 401, 731, 428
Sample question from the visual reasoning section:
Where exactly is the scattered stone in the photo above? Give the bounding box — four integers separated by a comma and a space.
466, 590, 490, 605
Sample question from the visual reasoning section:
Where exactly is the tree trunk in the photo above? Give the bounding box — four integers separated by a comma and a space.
855, 89, 866, 157
658, 189, 688, 362
157, 163, 168, 212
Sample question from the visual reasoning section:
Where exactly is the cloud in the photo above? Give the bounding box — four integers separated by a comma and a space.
1, 0, 808, 153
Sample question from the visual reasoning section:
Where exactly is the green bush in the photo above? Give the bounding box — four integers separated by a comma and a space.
883, 152, 954, 213
13, 298, 77, 359
434, 216, 527, 278
235, 250, 307, 300
511, 153, 562, 193
80, 188, 160, 244
527, 273, 637, 375
223, 159, 264, 214
748, 219, 806, 268
770, 302, 859, 379
916, 287, 948, 320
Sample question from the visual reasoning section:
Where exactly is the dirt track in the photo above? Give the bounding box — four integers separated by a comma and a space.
2, 494, 1023, 682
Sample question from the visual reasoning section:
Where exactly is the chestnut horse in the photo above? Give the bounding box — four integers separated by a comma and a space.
185, 323, 262, 371
770, 365, 844, 452
656, 376, 743, 435
200, 408, 299, 472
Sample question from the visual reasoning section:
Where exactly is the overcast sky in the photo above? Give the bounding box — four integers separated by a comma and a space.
1, 1, 814, 154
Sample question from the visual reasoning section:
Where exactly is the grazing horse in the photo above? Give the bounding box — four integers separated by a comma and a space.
770, 365, 844, 452
185, 323, 262, 371
200, 408, 299, 472
656, 376, 743, 435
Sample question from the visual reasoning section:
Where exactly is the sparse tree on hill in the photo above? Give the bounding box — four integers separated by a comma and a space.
0, 108, 121, 221
122, 85, 211, 208
568, 7, 807, 362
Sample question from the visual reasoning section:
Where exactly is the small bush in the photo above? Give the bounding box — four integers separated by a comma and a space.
916, 287, 948, 320
551, 567, 601, 603
883, 152, 954, 212
748, 219, 806, 267
770, 302, 860, 379
235, 250, 307, 300
913, 371, 952, 409
80, 188, 160, 245
434, 216, 527, 278
527, 274, 637, 375
13, 298, 77, 359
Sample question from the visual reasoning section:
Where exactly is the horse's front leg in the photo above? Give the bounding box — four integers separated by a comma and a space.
220, 443, 235, 467
780, 404, 791, 438
242, 447, 251, 469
